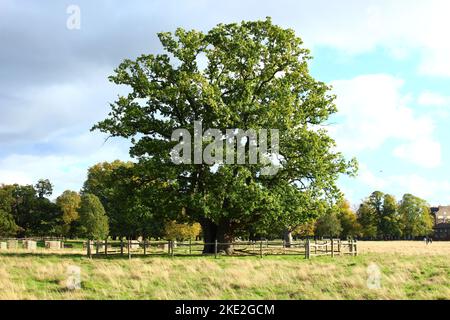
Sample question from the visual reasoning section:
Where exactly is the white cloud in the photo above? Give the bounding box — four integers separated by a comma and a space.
0, 65, 134, 198
0, 69, 117, 146
393, 138, 441, 168
357, 164, 387, 190
0, 137, 131, 199
388, 174, 450, 204
352, 165, 450, 205
418, 91, 450, 107
330, 74, 441, 168
287, 0, 450, 77
416, 91, 450, 119
0, 170, 33, 186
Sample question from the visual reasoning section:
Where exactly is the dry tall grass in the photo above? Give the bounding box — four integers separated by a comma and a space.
359, 241, 450, 255
0, 241, 448, 300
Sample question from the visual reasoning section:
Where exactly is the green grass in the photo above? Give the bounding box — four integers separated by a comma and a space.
0, 244, 449, 300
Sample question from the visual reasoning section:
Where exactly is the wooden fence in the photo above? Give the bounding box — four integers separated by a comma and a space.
0, 237, 357, 259
86, 238, 358, 259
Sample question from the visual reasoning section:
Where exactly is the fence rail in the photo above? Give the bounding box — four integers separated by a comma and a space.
85, 238, 358, 259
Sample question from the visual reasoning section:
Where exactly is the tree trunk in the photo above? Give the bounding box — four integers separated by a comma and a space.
201, 219, 217, 254
283, 229, 293, 248
216, 221, 234, 255
200, 218, 234, 255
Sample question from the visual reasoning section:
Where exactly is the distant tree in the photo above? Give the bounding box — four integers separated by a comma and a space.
254, 187, 328, 244
399, 194, 433, 238
357, 191, 402, 239
83, 160, 128, 200
56, 190, 81, 224
337, 200, 361, 238
357, 202, 378, 239
56, 190, 81, 237
78, 194, 109, 240
0, 185, 21, 237
35, 179, 53, 198
83, 161, 134, 237
11, 184, 37, 236
0, 209, 19, 237
32, 198, 61, 237
8, 183, 59, 237
0, 184, 15, 211
368, 191, 384, 215
164, 220, 202, 241
1, 181, 66, 237
315, 210, 342, 238
378, 194, 402, 239
292, 220, 315, 238
110, 164, 168, 240
83, 161, 167, 239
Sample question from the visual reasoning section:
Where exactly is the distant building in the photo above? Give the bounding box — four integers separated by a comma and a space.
430, 206, 450, 240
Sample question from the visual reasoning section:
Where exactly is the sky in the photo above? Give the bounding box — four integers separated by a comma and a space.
1, 0, 450, 206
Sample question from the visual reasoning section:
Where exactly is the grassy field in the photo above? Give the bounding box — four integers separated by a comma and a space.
0, 241, 449, 300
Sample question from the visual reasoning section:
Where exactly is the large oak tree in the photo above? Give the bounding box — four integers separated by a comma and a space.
93, 18, 356, 254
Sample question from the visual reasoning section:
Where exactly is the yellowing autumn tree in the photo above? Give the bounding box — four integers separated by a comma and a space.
165, 221, 202, 241
56, 190, 81, 236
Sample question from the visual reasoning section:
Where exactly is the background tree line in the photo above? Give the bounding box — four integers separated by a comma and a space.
0, 165, 201, 241
0, 179, 110, 240
0, 162, 434, 241
310, 191, 434, 240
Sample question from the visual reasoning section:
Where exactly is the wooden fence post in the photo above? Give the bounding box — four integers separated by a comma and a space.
214, 240, 218, 259
338, 239, 341, 256
104, 239, 108, 257
143, 239, 147, 255
260, 240, 263, 258
189, 239, 192, 255
127, 239, 131, 260
354, 240, 358, 256
96, 240, 99, 255
171, 241, 175, 257
331, 238, 334, 257
306, 238, 311, 259
120, 239, 124, 255
87, 239, 92, 259
304, 239, 308, 259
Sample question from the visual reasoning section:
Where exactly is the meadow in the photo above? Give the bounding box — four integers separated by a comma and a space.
0, 241, 449, 300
